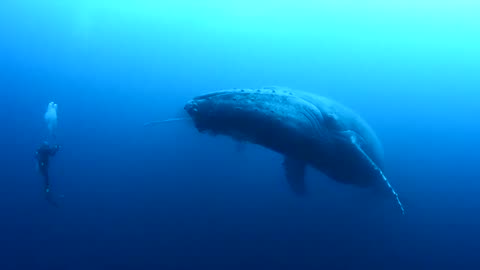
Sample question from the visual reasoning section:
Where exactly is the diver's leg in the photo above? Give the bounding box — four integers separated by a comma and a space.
40, 168, 59, 207
45, 176, 50, 193
43, 175, 58, 208
41, 167, 50, 193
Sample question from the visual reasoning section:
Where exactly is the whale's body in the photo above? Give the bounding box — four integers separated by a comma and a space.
183, 87, 404, 213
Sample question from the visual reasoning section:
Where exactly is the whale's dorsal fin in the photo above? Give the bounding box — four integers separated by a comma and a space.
347, 132, 405, 215
283, 157, 307, 195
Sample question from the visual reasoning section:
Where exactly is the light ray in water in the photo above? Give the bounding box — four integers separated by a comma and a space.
143, 118, 190, 127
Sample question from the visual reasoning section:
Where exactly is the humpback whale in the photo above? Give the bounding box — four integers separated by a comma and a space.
159, 87, 405, 214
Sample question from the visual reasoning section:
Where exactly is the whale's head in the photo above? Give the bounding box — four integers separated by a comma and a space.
184, 91, 227, 133
184, 90, 252, 135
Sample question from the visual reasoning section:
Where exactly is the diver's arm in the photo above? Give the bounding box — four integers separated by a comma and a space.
49, 145, 61, 156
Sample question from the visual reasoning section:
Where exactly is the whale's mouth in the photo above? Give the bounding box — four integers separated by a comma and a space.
184, 99, 209, 132
184, 100, 199, 118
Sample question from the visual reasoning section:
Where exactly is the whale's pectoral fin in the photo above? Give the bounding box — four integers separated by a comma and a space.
282, 157, 307, 195
346, 131, 405, 215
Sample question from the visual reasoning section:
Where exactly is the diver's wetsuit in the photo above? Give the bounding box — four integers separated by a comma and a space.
35, 142, 60, 193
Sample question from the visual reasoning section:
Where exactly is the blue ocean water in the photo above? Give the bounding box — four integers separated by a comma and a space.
1, 1, 480, 269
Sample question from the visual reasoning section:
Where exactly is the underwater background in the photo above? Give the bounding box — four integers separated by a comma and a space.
1, 1, 480, 269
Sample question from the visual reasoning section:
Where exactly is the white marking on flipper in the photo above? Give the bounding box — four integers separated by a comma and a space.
351, 135, 406, 215
144, 118, 189, 127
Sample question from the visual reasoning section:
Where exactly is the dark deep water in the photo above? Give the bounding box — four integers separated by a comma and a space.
1, 1, 480, 269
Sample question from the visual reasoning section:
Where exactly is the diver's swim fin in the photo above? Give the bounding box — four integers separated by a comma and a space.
283, 157, 307, 195
144, 118, 189, 127
45, 193, 59, 208
44, 188, 62, 208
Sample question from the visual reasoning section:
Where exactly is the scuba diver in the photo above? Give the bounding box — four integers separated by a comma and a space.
36, 101, 62, 206
35, 141, 61, 194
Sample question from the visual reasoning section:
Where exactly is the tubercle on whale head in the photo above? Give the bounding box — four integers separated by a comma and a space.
184, 92, 222, 119
184, 99, 199, 118
184, 90, 250, 134
184, 98, 211, 132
